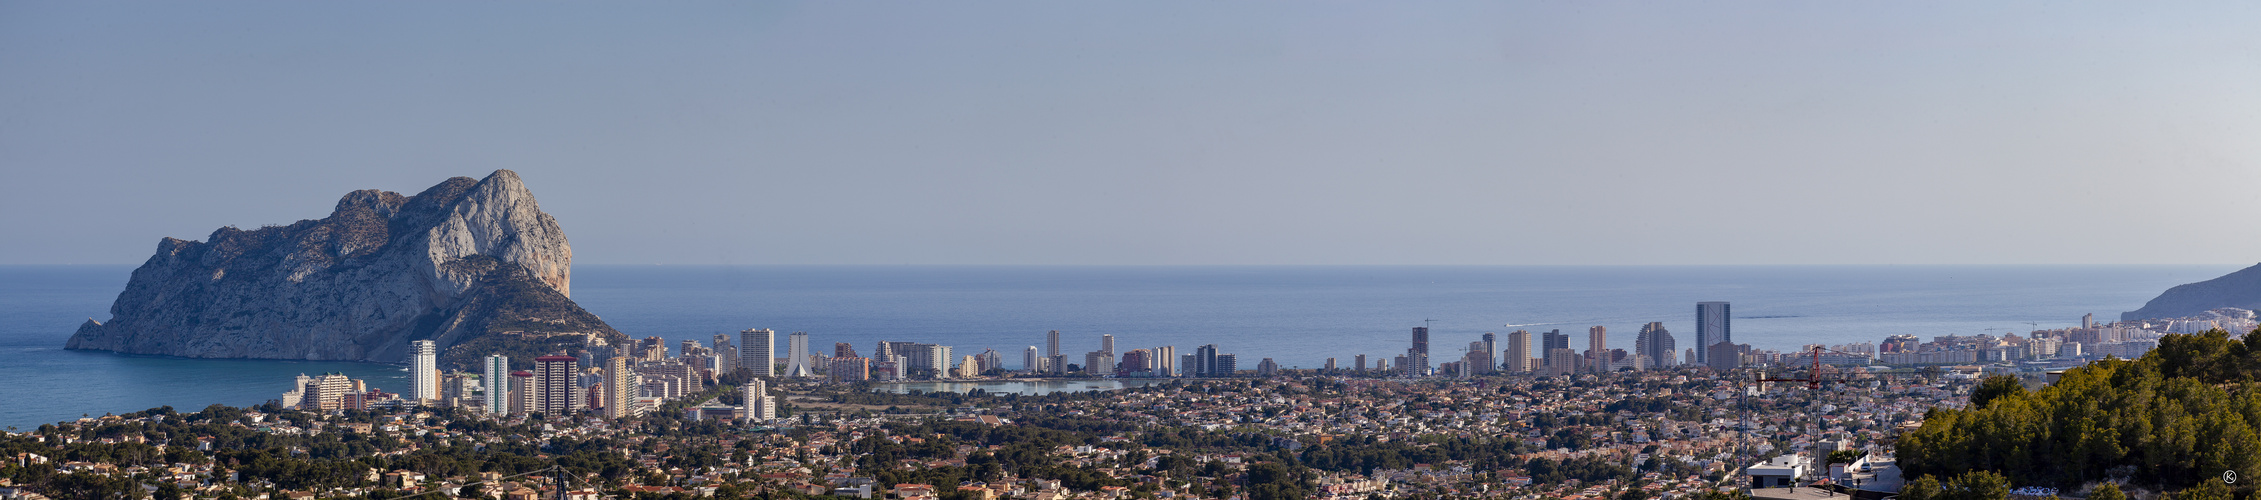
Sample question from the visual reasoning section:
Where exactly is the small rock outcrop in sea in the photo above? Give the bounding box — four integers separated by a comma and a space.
66, 170, 622, 370
2123, 262, 2261, 321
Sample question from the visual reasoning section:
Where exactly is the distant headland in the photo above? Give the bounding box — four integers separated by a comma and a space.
2123, 262, 2261, 321
65, 170, 625, 371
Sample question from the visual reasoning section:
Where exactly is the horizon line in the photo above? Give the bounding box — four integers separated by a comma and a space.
2, 262, 2252, 270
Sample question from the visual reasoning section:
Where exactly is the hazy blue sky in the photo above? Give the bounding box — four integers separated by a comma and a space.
6, 2, 2261, 265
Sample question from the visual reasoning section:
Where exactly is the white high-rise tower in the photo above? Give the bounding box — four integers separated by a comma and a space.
742, 378, 775, 421
482, 354, 510, 414
1153, 346, 1176, 377
785, 332, 813, 378
739, 328, 774, 377
411, 340, 438, 402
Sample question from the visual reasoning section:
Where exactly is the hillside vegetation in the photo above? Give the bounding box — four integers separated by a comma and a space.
1899, 329, 2261, 494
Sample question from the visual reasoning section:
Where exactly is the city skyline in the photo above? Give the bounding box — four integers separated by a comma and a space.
6, 3, 2257, 496
665, 297, 2172, 380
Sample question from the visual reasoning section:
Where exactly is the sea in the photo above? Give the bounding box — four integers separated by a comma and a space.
0, 264, 2239, 430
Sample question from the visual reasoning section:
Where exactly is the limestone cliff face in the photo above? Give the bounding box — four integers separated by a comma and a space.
2124, 263, 2261, 321
66, 170, 620, 366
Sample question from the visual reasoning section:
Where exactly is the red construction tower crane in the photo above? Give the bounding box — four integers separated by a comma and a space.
1754, 345, 1866, 389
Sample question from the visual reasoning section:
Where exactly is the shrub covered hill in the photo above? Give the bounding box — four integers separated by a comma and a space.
1900, 329, 2261, 495
65, 170, 623, 372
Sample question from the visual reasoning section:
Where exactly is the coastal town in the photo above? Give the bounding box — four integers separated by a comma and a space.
0, 362, 1969, 500
4, 305, 2248, 500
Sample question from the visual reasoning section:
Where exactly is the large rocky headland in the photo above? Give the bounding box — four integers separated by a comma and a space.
66, 170, 623, 370
2122, 262, 2261, 321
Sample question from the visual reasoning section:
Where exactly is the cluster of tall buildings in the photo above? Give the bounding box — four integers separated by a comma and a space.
1325, 301, 1736, 378
736, 328, 1010, 382
289, 302, 1767, 418
286, 332, 748, 419
1017, 330, 1234, 378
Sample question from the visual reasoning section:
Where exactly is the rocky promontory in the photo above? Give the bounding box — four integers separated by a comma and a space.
2123, 262, 2261, 321
66, 170, 622, 370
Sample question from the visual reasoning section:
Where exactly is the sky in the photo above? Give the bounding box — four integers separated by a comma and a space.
5, 2, 2261, 266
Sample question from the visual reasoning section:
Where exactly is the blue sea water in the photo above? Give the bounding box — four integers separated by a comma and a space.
0, 264, 2239, 429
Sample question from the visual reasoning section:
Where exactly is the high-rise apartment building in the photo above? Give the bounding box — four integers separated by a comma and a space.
1465, 341, 1491, 377
510, 371, 535, 415
1045, 330, 1066, 374
1324, 358, 1338, 371
1544, 348, 1581, 377
739, 328, 774, 377
1707, 341, 1747, 371
1636, 322, 1676, 369
603, 356, 639, 419
1697, 302, 1730, 365
875, 341, 901, 367
1119, 349, 1153, 376
535, 355, 580, 415
1024, 346, 1041, 372
1410, 326, 1431, 374
785, 332, 813, 378
1588, 326, 1608, 373
743, 378, 775, 421
637, 337, 668, 362
878, 342, 951, 378
829, 356, 870, 382
1193, 344, 1222, 377
1153, 346, 1176, 377
713, 334, 737, 373
955, 355, 980, 379
1355, 354, 1368, 372
976, 349, 1004, 374
1480, 332, 1498, 374
411, 340, 438, 402
1085, 351, 1115, 376
1100, 334, 1115, 356
1541, 330, 1571, 373
1506, 330, 1532, 373
483, 354, 510, 414
1214, 354, 1238, 376
300, 373, 354, 411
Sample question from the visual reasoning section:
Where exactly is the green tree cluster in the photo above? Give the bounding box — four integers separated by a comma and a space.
1899, 330, 2261, 492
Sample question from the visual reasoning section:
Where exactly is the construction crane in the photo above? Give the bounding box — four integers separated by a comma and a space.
1739, 345, 1876, 491
1753, 345, 1868, 389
